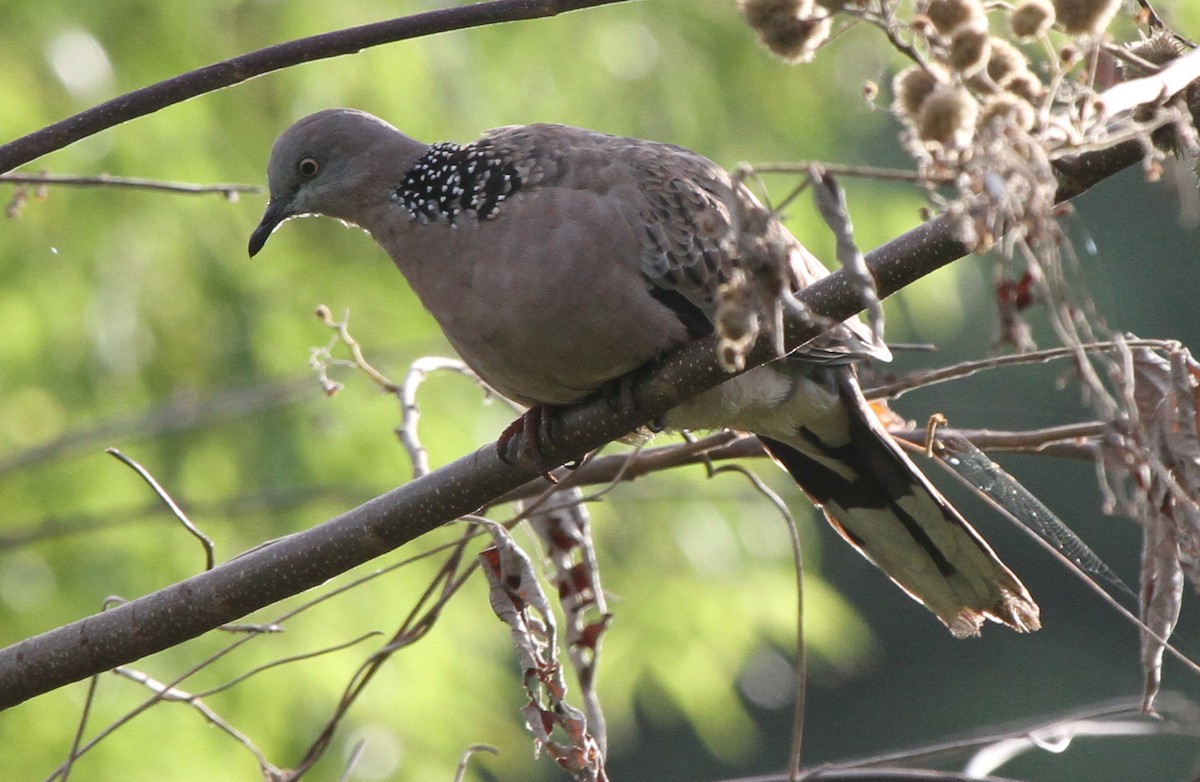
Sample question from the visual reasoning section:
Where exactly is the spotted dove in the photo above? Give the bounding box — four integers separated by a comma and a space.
249, 109, 1040, 637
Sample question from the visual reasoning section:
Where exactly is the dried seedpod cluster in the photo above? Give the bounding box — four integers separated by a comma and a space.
733, 0, 1200, 712
740, 0, 1195, 200
740, 0, 1197, 353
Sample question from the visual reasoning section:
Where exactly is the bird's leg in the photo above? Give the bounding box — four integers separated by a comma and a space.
496, 404, 562, 477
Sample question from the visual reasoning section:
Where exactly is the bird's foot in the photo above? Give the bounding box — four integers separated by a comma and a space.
602, 374, 636, 415
497, 404, 564, 479
602, 374, 668, 434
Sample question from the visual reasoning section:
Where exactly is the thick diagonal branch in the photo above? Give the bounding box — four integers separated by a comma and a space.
0, 133, 1146, 710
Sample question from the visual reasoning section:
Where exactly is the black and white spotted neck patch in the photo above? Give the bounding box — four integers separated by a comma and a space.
393, 141, 522, 223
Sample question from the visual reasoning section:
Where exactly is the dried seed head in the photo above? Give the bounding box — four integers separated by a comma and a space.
1125, 31, 1187, 69
949, 23, 991, 76
1011, 0, 1055, 39
1003, 69, 1045, 103
738, 0, 832, 63
984, 37, 1029, 85
917, 84, 979, 148
925, 0, 987, 34
715, 269, 761, 371
739, 0, 804, 30
758, 14, 832, 62
892, 64, 945, 118
1122, 33, 1196, 152
979, 93, 1037, 131
1052, 0, 1122, 36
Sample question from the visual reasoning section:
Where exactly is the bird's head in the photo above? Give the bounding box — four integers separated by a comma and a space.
249, 108, 425, 256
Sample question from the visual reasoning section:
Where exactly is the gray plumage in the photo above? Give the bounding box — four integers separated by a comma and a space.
250, 109, 1040, 637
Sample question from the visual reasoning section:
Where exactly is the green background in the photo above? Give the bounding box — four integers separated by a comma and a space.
1, 1, 1199, 780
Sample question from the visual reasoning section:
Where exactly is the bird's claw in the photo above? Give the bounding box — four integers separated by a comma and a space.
603, 374, 668, 434
602, 374, 636, 414
497, 405, 562, 481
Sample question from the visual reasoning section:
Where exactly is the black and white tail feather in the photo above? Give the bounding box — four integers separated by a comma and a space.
759, 365, 1040, 637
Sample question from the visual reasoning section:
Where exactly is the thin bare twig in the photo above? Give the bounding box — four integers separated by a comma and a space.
286, 525, 483, 778
749, 162, 949, 185
109, 667, 279, 777
498, 421, 1105, 512
0, 172, 258, 197
60, 674, 101, 782
396, 357, 488, 479
309, 310, 494, 478
312, 306, 401, 394
454, 745, 500, 782
106, 448, 214, 572
789, 695, 1199, 782
491, 432, 746, 505
41, 528, 484, 780
892, 423, 1104, 459
693, 445, 806, 781
189, 631, 382, 699
864, 339, 1182, 400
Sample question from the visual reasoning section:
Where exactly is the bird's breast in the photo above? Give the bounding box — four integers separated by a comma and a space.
370, 188, 693, 406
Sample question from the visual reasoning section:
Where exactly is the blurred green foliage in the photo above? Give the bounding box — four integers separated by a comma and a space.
1, 1, 1199, 781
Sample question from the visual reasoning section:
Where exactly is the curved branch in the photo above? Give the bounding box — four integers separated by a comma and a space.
0, 0, 631, 173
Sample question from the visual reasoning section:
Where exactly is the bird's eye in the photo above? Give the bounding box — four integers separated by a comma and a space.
298, 157, 320, 177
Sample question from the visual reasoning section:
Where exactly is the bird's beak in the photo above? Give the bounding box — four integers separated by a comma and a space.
248, 198, 293, 257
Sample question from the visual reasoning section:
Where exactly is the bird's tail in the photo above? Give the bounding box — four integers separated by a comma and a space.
760, 366, 1040, 637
